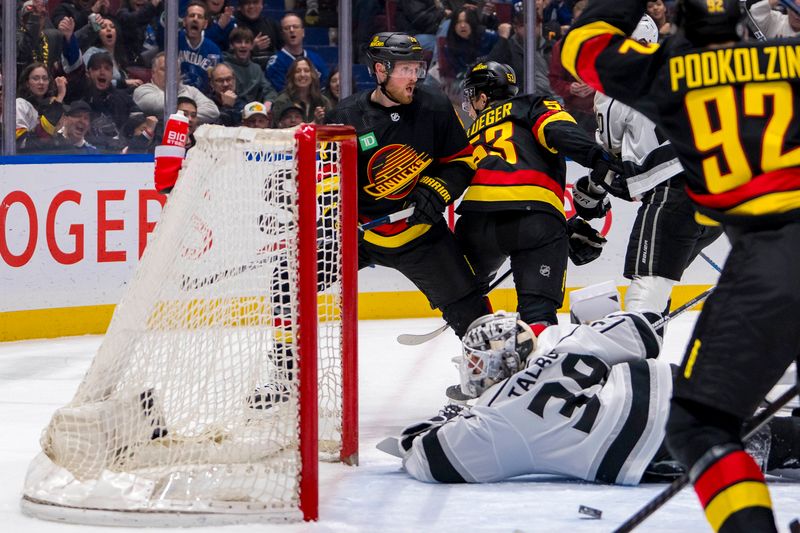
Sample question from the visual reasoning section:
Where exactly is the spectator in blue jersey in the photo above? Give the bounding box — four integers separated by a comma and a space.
235, 0, 282, 70
266, 12, 329, 92
158, 1, 222, 93
541, 0, 574, 29
202, 0, 236, 50
224, 27, 278, 104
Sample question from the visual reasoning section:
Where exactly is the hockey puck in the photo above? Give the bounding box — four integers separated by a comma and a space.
789, 518, 799, 533
578, 505, 602, 519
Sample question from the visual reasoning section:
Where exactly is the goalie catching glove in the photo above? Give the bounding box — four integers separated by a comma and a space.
405, 176, 452, 226
568, 217, 607, 266
573, 176, 611, 220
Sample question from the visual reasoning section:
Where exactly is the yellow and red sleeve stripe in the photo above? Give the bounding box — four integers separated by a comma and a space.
358, 215, 432, 248
438, 144, 476, 169
531, 110, 578, 154
562, 21, 626, 93
694, 450, 772, 532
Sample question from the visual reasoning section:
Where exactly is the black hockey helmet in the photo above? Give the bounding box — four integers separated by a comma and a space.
463, 61, 519, 109
365, 32, 425, 76
676, 0, 743, 47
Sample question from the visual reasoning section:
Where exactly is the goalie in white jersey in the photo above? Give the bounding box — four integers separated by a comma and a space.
574, 14, 722, 318
394, 311, 800, 486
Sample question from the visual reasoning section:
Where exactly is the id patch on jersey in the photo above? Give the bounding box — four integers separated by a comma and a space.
358, 132, 378, 151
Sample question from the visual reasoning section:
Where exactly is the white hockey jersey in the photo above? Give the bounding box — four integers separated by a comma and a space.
402, 313, 673, 486
594, 92, 684, 198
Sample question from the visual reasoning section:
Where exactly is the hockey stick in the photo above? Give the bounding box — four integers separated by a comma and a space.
396, 268, 515, 345
741, 0, 768, 42
181, 207, 416, 290
360, 206, 415, 231
698, 252, 723, 273
651, 286, 713, 330
613, 383, 800, 533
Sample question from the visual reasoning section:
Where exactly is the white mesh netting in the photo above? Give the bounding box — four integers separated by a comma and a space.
21, 125, 354, 525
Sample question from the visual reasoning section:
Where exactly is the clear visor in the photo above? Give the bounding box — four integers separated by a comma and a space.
461, 86, 476, 112
389, 61, 428, 80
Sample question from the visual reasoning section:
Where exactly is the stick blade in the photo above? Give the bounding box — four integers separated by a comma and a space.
396, 324, 450, 346
376, 437, 404, 458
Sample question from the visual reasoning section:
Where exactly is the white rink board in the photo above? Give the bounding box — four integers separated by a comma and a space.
0, 160, 729, 314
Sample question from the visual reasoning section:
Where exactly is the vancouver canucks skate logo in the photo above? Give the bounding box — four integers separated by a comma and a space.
364, 144, 433, 200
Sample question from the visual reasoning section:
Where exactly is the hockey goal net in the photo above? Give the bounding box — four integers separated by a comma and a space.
21, 124, 358, 524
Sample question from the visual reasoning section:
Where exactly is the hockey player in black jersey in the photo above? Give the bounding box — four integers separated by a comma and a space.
456, 61, 621, 336
386, 310, 800, 487
326, 32, 490, 338
564, 0, 800, 530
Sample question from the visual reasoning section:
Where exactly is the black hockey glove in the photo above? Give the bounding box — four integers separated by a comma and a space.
588, 147, 632, 201
405, 176, 451, 226
567, 217, 607, 266
572, 175, 611, 220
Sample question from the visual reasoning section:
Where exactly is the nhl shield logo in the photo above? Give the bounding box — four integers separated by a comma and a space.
539, 264, 551, 277
390, 112, 400, 122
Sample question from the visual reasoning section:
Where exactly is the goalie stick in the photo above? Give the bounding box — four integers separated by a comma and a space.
396, 268, 514, 345
613, 384, 800, 533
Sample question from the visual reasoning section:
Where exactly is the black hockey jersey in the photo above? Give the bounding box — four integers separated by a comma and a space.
327, 85, 475, 249
459, 94, 604, 218
564, 0, 800, 225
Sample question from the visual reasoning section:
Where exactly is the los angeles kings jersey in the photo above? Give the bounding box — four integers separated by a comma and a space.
402, 312, 673, 485
564, 0, 800, 225
594, 92, 684, 198
327, 85, 475, 249
459, 94, 602, 218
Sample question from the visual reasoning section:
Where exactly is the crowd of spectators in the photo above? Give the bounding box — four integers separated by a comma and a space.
8, 0, 787, 155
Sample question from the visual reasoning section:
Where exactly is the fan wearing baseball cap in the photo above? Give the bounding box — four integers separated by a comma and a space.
242, 101, 271, 129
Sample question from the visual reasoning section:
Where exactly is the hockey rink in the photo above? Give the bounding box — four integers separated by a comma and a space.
1, 313, 798, 533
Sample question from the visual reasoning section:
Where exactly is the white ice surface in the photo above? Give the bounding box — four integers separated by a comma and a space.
1, 313, 798, 532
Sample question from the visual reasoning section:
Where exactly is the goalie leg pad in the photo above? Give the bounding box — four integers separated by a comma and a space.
569, 280, 621, 324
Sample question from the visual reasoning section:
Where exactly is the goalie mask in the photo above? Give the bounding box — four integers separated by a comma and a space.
459, 311, 537, 398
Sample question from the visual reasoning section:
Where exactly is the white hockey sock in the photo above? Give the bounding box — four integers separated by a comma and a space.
624, 275, 676, 314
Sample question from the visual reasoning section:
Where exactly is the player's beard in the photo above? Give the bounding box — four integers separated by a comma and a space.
385, 81, 415, 105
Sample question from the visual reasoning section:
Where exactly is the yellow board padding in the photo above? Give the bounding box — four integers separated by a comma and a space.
0, 285, 712, 342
